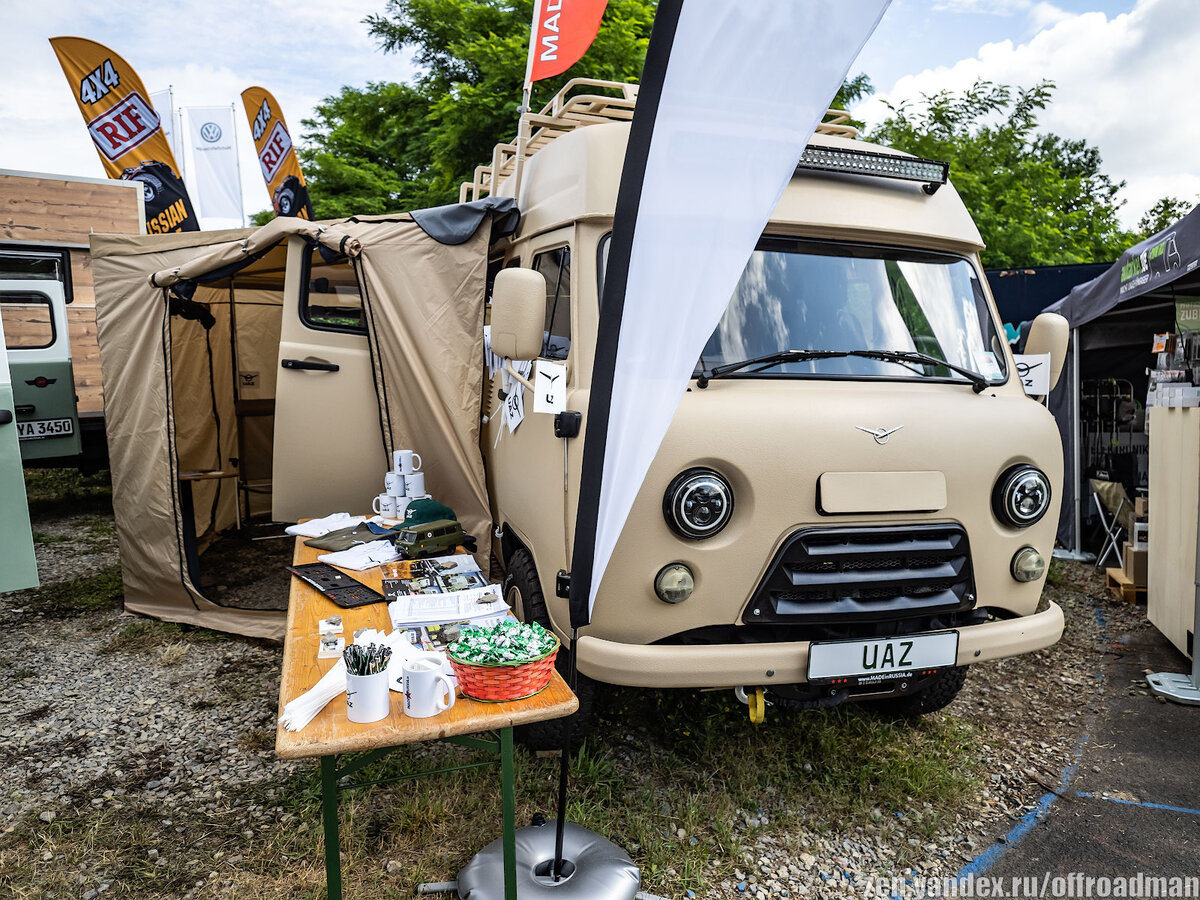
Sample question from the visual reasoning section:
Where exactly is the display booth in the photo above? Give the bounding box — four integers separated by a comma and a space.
1041, 206, 1200, 552
90, 202, 517, 638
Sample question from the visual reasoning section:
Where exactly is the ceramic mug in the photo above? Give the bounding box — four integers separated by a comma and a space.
346, 670, 390, 724
402, 658, 455, 718
404, 471, 426, 498
384, 471, 407, 497
372, 492, 398, 517
394, 449, 423, 476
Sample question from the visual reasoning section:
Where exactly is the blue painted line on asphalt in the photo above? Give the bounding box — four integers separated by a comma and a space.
956, 595, 1111, 879
1074, 792, 1200, 817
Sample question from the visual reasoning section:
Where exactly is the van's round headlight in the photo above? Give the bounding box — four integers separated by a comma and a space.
663, 468, 733, 539
993, 465, 1052, 527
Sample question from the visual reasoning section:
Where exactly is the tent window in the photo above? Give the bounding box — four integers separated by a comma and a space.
533, 247, 570, 360
300, 249, 365, 334
1, 292, 55, 349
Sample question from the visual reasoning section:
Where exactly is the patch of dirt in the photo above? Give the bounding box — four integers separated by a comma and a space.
197, 528, 294, 611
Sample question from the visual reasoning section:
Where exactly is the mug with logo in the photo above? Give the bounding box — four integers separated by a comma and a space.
402, 658, 456, 718
404, 471, 426, 498
345, 670, 390, 724
394, 449, 423, 476
384, 471, 407, 497
372, 493, 399, 518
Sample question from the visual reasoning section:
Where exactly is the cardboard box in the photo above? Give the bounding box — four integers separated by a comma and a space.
1123, 542, 1148, 587
1135, 496, 1149, 519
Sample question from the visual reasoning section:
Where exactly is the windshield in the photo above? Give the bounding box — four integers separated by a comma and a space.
399, 531, 417, 542
699, 239, 1006, 382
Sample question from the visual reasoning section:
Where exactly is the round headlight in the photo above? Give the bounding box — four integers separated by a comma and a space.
993, 465, 1052, 528
1011, 546, 1046, 583
663, 468, 734, 539
654, 563, 695, 604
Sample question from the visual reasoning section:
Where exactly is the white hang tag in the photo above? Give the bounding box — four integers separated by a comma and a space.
533, 361, 567, 414
1013, 353, 1051, 395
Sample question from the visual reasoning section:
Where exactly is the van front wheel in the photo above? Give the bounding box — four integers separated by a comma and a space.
503, 548, 595, 751
862, 665, 969, 719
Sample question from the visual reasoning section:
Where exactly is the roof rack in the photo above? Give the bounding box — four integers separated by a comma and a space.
459, 78, 859, 203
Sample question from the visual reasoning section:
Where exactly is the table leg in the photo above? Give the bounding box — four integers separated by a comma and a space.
500, 727, 517, 900
321, 755, 342, 900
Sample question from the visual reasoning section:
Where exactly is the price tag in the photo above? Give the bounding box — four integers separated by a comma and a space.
1013, 353, 1051, 395
533, 361, 566, 414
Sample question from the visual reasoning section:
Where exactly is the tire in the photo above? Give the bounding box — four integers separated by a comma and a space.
862, 665, 969, 719
503, 548, 595, 751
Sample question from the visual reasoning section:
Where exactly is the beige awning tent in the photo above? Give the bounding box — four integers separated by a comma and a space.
90, 202, 517, 639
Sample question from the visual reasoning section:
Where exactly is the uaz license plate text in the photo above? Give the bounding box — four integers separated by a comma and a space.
807, 631, 959, 684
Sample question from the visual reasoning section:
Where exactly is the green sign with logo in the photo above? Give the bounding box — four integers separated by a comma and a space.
1176, 297, 1200, 332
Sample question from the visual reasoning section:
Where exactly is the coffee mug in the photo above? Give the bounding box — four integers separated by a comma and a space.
372, 492, 398, 517
394, 449, 423, 476
384, 471, 407, 497
402, 658, 455, 718
393, 496, 412, 520
346, 670, 391, 724
404, 471, 426, 498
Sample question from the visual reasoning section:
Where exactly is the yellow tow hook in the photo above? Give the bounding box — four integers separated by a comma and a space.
748, 687, 766, 724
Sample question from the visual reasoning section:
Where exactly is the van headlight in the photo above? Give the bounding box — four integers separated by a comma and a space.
663, 468, 734, 539
993, 465, 1052, 527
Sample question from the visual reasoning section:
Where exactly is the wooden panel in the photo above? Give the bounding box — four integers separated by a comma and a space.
0, 174, 141, 244
275, 533, 577, 760
66, 305, 104, 413
70, 249, 94, 306
1147, 407, 1198, 658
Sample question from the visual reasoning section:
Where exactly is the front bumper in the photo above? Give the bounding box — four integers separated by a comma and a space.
575, 600, 1064, 688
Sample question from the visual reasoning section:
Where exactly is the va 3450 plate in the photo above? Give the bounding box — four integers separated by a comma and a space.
17, 417, 74, 440
807, 631, 959, 685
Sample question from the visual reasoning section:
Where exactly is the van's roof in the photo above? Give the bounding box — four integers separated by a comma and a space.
507, 122, 984, 253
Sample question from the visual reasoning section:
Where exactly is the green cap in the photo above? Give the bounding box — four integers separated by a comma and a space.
402, 498, 457, 528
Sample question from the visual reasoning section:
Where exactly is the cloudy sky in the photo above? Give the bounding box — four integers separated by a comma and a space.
0, 0, 1192, 230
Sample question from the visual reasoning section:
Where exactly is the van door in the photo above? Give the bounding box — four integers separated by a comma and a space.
272, 237, 384, 522
0, 312, 39, 592
1, 280, 80, 462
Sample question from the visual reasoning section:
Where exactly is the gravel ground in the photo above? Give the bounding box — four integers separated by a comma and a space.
1, 492, 1151, 899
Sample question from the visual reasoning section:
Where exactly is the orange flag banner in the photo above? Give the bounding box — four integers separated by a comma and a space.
525, 0, 609, 85
49, 36, 197, 233
241, 86, 313, 220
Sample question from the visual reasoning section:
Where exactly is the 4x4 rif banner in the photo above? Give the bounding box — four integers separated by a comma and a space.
241, 87, 313, 220
49, 36, 198, 233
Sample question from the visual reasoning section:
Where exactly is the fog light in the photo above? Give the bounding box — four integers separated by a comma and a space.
654, 563, 695, 604
1011, 547, 1046, 583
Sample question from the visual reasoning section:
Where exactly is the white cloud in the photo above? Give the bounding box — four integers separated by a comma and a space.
857, 0, 1200, 229
932, 0, 1033, 13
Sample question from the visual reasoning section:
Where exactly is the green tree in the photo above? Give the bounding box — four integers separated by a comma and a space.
1137, 196, 1195, 240
869, 80, 1132, 268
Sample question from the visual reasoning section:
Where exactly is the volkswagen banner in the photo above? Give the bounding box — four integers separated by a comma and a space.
184, 106, 243, 224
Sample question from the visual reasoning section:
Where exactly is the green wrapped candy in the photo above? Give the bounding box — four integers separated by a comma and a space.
450, 619, 556, 665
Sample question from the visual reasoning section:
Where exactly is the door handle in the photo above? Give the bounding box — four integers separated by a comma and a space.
281, 358, 340, 372
0, 410, 11, 426
15, 404, 34, 415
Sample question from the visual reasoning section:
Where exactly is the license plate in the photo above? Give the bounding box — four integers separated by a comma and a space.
807, 631, 959, 684
17, 417, 74, 440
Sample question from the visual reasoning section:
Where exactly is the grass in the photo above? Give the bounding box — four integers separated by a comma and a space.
102, 619, 230, 654
24, 563, 124, 618
21, 467, 113, 518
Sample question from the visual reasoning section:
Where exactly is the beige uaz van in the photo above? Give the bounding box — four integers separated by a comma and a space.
478, 81, 1069, 740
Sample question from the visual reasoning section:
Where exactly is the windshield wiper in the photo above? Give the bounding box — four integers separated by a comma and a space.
696, 348, 991, 393
696, 350, 852, 388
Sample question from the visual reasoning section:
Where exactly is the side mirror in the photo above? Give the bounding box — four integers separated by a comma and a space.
491, 269, 545, 361
1024, 312, 1069, 394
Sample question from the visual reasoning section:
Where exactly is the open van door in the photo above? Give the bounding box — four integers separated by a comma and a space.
0, 312, 39, 592
271, 237, 384, 522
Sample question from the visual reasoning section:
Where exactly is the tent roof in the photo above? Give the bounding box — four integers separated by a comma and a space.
1045, 204, 1200, 330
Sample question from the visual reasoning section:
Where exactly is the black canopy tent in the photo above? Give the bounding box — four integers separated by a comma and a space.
1042, 206, 1200, 551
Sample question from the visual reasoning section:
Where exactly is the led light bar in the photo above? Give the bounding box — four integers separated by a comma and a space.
796, 145, 950, 194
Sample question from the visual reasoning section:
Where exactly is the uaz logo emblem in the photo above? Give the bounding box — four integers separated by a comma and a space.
855, 424, 904, 445
200, 122, 222, 143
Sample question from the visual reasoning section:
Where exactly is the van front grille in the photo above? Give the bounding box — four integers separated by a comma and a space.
743, 523, 975, 625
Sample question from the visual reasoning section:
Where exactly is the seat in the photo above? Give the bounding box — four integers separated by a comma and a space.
1090, 478, 1131, 570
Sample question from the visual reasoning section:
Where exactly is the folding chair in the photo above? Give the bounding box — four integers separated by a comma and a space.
1090, 478, 1130, 570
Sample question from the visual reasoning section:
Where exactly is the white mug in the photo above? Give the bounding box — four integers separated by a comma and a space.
402, 658, 455, 718
372, 492, 398, 517
346, 670, 391, 724
384, 471, 407, 496
404, 471, 426, 498
393, 496, 412, 520
394, 449, 423, 476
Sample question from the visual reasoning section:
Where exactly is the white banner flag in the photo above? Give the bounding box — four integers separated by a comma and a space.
149, 89, 180, 166
184, 106, 243, 223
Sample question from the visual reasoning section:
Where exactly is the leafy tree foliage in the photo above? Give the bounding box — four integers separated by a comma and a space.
869, 81, 1132, 268
1137, 196, 1196, 240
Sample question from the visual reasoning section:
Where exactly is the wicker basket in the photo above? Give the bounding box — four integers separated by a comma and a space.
448, 637, 560, 702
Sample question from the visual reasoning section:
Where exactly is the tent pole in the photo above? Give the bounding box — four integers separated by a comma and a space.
1080, 331, 1089, 556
